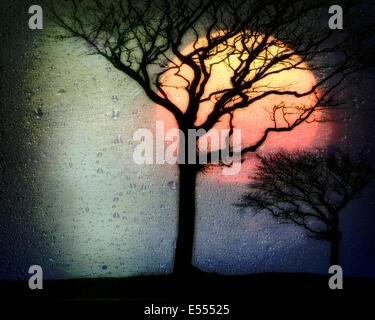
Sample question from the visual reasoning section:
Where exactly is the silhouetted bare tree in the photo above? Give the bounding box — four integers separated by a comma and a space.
44, 0, 375, 275
238, 150, 373, 266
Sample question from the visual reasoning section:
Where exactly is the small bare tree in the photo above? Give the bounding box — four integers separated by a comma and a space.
238, 150, 373, 266
44, 0, 375, 275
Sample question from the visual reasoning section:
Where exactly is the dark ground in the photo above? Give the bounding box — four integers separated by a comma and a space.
1, 271, 374, 317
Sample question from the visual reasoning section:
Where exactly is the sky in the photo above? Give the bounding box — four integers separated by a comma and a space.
0, 0, 374, 280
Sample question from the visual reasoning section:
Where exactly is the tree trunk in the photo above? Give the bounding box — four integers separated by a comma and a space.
329, 236, 340, 266
329, 216, 341, 266
173, 163, 198, 275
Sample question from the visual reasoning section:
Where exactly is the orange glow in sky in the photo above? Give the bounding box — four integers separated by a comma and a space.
156, 32, 333, 182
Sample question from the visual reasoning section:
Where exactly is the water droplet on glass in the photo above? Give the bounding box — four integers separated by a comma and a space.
159, 59, 169, 68
112, 109, 120, 119
167, 181, 178, 190
34, 106, 43, 117
114, 135, 123, 144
